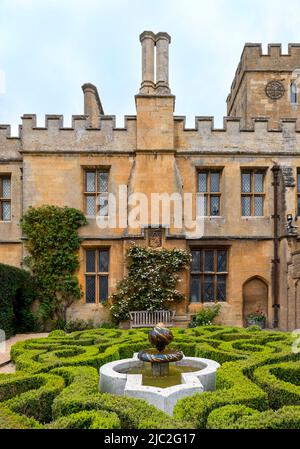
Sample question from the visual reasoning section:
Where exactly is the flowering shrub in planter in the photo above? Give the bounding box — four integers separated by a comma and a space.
189, 304, 221, 327
246, 310, 267, 329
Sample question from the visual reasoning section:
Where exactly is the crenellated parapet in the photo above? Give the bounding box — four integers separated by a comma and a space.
0, 124, 22, 161
19, 114, 137, 153
174, 116, 300, 153
2, 113, 300, 157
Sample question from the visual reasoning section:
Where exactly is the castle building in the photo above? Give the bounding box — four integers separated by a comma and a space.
1, 31, 300, 330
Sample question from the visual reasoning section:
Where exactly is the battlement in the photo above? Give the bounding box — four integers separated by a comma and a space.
174, 116, 300, 154
1, 113, 300, 157
0, 125, 22, 160
18, 114, 137, 153
20, 114, 136, 131
0, 124, 22, 139
174, 115, 299, 133
227, 42, 300, 109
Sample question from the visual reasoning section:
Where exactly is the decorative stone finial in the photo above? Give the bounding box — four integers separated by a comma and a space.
148, 323, 174, 352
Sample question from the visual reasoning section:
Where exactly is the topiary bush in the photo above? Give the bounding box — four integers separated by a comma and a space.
0, 263, 37, 338
0, 326, 299, 429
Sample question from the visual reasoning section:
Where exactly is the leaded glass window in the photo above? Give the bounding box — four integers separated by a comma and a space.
197, 170, 222, 216
84, 169, 109, 216
85, 248, 109, 303
241, 170, 265, 216
242, 196, 251, 216
298, 171, 300, 217
190, 276, 201, 303
291, 81, 298, 104
190, 249, 228, 303
204, 275, 214, 302
0, 175, 11, 221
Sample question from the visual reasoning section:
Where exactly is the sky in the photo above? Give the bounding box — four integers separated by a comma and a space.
1, 0, 300, 135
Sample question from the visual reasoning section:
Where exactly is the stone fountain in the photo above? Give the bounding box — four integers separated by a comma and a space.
138, 323, 183, 376
99, 323, 220, 415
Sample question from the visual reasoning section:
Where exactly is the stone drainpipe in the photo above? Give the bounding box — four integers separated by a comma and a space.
271, 165, 281, 328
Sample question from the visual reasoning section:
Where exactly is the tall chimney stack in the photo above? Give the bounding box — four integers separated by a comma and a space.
139, 31, 172, 95
82, 83, 104, 128
155, 32, 171, 94
139, 31, 156, 94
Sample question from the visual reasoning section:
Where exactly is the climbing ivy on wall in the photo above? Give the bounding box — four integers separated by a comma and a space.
21, 205, 87, 325
110, 244, 191, 323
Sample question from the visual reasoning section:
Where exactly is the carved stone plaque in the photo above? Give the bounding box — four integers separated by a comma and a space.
281, 166, 296, 188
265, 80, 285, 100
148, 229, 162, 248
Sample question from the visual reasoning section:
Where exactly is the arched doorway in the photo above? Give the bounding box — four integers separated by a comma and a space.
243, 277, 268, 326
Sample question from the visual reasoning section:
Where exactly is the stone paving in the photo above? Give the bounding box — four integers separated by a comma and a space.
0, 333, 48, 373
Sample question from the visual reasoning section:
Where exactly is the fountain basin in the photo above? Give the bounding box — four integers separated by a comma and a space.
99, 353, 220, 415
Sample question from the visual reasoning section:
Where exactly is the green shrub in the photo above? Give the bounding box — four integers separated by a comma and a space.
252, 361, 300, 408
48, 330, 66, 338
236, 406, 300, 429
207, 404, 260, 429
50, 366, 184, 429
189, 305, 221, 327
207, 404, 300, 429
1, 373, 65, 423
46, 410, 121, 429
173, 357, 269, 428
14, 343, 120, 373
246, 325, 262, 332
0, 373, 45, 402
64, 319, 94, 333
0, 405, 42, 429
0, 263, 37, 338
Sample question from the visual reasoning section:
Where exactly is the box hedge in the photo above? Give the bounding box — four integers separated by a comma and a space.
206, 404, 300, 429
0, 325, 298, 429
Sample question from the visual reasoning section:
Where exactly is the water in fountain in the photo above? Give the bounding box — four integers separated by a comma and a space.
123, 363, 200, 388
117, 323, 201, 388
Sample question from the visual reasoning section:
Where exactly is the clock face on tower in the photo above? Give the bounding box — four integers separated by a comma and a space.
265, 80, 285, 100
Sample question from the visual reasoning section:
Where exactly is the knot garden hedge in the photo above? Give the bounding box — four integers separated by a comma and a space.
0, 326, 300, 429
